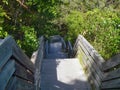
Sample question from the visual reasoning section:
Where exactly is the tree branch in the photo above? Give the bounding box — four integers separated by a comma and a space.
16, 0, 32, 13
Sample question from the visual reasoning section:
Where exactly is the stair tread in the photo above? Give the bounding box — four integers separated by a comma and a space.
40, 58, 90, 90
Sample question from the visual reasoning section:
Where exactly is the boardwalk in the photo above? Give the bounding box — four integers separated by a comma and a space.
40, 37, 90, 90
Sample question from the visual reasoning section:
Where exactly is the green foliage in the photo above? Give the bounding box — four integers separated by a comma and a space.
18, 26, 38, 56
65, 11, 84, 42
64, 8, 120, 60
0, 0, 120, 59
84, 9, 120, 59
0, 5, 8, 38
0, 0, 60, 56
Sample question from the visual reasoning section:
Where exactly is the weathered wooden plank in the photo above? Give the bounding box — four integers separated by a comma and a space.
15, 77, 36, 90
78, 49, 100, 90
0, 39, 3, 43
0, 36, 35, 74
45, 40, 49, 55
77, 42, 104, 80
74, 35, 104, 89
12, 39, 35, 73
67, 41, 73, 51
87, 70, 100, 90
73, 36, 79, 49
67, 41, 73, 57
50, 35, 61, 42
103, 54, 120, 72
5, 76, 15, 90
14, 63, 34, 82
0, 60, 15, 90
103, 68, 120, 81
101, 78, 120, 89
73, 35, 120, 90
77, 46, 101, 89
0, 36, 13, 71
6, 76, 36, 90
61, 37, 66, 49
73, 39, 79, 57
78, 35, 105, 69
34, 36, 44, 87
76, 43, 104, 86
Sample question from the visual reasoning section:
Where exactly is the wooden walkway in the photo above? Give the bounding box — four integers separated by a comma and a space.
0, 35, 120, 90
40, 38, 90, 90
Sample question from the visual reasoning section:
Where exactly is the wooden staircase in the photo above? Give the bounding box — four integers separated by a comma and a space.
0, 36, 44, 90
0, 36, 35, 90
40, 35, 90, 90
0, 35, 120, 90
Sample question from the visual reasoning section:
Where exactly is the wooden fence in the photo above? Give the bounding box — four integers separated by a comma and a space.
73, 35, 120, 90
0, 36, 44, 90
1, 34, 120, 90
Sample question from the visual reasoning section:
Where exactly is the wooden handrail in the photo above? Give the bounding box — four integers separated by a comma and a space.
0, 36, 38, 90
12, 38, 35, 73
2, 34, 119, 90
0, 36, 13, 72
73, 35, 105, 89
67, 40, 73, 58
45, 40, 49, 56
34, 36, 44, 89
61, 37, 66, 50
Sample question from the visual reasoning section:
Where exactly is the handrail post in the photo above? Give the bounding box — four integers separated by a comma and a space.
61, 37, 66, 51
45, 40, 49, 57
67, 41, 73, 58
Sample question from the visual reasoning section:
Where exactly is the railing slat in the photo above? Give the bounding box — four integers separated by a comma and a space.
73, 35, 105, 89
103, 68, 120, 82
0, 36, 13, 72
102, 54, 120, 72
0, 60, 15, 90
12, 39, 34, 73
77, 43, 102, 89
78, 35, 105, 70
15, 63, 34, 82
101, 78, 120, 89
67, 41, 73, 58
45, 40, 49, 56
6, 76, 36, 90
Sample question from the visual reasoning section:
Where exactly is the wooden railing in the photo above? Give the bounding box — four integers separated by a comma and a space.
48, 35, 67, 52
73, 35, 120, 90
0, 36, 35, 90
73, 35, 105, 89
101, 54, 120, 89
67, 41, 73, 58
0, 36, 44, 90
34, 36, 44, 89
61, 37, 66, 51
1, 35, 119, 90
45, 40, 49, 56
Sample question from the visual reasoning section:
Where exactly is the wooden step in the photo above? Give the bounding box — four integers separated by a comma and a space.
45, 53, 68, 59
6, 76, 37, 90
40, 58, 91, 90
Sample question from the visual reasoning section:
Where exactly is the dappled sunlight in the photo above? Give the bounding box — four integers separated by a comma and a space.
40, 35, 90, 90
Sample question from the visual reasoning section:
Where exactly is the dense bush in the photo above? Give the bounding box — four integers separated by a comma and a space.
0, 0, 120, 59
0, 5, 8, 38
64, 11, 84, 42
0, 0, 60, 57
18, 26, 38, 57
65, 9, 120, 60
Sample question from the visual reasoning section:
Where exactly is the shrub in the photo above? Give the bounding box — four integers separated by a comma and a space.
65, 9, 120, 60
0, 6, 8, 38
18, 26, 38, 57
